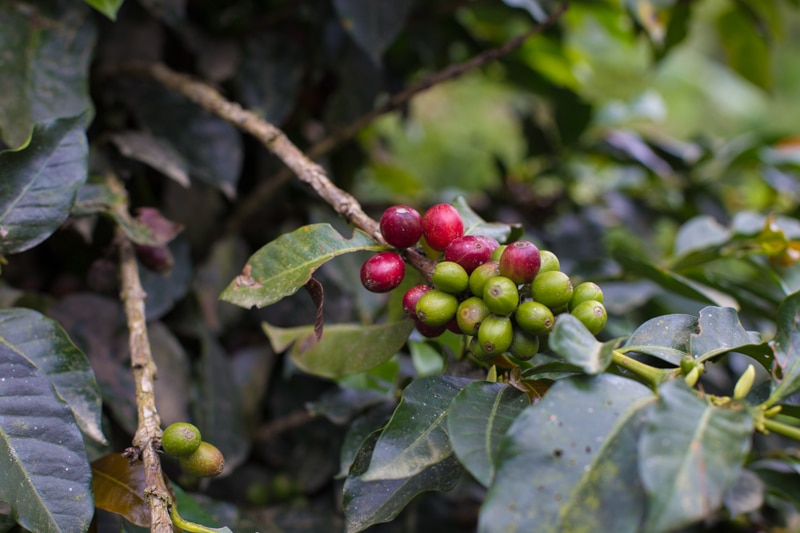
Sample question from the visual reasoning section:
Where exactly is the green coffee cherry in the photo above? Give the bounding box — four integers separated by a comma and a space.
482, 276, 520, 316
432, 261, 469, 294
468, 261, 500, 297
456, 296, 491, 335
490, 245, 507, 263
538, 250, 560, 273
161, 422, 202, 457
531, 270, 573, 311
570, 300, 607, 335
477, 315, 513, 355
416, 289, 458, 327
569, 281, 604, 310
515, 301, 555, 336
468, 336, 494, 363
508, 328, 540, 361
179, 441, 225, 477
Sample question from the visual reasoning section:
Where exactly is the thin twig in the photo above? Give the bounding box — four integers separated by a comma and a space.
227, 3, 569, 232
111, 174, 173, 533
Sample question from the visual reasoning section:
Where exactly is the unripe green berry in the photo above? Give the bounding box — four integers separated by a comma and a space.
570, 300, 607, 335
569, 281, 604, 310
482, 276, 519, 316
538, 250, 560, 273
468, 336, 494, 363
515, 301, 555, 336
432, 261, 469, 294
477, 315, 513, 356
161, 422, 202, 457
508, 328, 540, 361
415, 289, 458, 327
179, 441, 225, 477
468, 261, 500, 297
531, 270, 573, 312
456, 296, 491, 335
490, 245, 507, 263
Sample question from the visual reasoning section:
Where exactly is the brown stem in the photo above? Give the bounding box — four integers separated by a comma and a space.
110, 175, 173, 533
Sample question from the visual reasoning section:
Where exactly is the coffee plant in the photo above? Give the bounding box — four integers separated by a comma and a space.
3, 1, 800, 532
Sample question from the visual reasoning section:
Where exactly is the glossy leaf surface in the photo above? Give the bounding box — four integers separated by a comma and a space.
549, 314, 615, 374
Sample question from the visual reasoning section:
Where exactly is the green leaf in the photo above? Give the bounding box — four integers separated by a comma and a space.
621, 313, 697, 365
109, 131, 191, 188
91, 453, 150, 527
0, 114, 88, 255
690, 306, 765, 363
343, 430, 463, 533
453, 196, 522, 244
447, 382, 529, 487
263, 319, 415, 379
331, 0, 415, 64
221, 224, 384, 309
359, 376, 472, 482
73, 181, 162, 246
0, 2, 94, 149
639, 380, 753, 533
0, 307, 105, 444
0, 344, 94, 533
673, 215, 731, 257
480, 374, 655, 533
768, 291, 800, 404
717, 6, 772, 89
83, 0, 124, 20
549, 314, 615, 374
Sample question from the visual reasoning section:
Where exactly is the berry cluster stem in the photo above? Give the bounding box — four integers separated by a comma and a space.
611, 350, 669, 389
763, 417, 800, 441
110, 174, 173, 533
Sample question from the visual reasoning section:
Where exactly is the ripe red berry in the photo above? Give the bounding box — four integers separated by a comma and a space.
360, 252, 406, 293
379, 205, 423, 248
402, 284, 432, 320
444, 235, 492, 273
422, 204, 464, 251
499, 240, 541, 285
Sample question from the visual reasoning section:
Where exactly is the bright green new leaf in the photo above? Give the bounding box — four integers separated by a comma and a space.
83, 0, 124, 20
549, 314, 615, 374
263, 319, 415, 379
447, 382, 529, 487
0, 307, 106, 444
359, 376, 472, 482
768, 291, 800, 404
480, 374, 655, 533
0, 114, 88, 255
639, 380, 753, 533
221, 223, 385, 309
0, 344, 94, 533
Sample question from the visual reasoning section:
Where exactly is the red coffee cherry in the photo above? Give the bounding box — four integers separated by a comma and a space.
379, 205, 423, 249
360, 251, 406, 293
422, 204, 464, 251
444, 235, 492, 273
499, 240, 541, 285
402, 284, 432, 320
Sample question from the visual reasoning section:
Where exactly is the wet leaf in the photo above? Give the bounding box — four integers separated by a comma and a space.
221, 224, 384, 309
0, 307, 105, 444
263, 319, 415, 379
621, 313, 697, 365
639, 380, 753, 533
690, 306, 765, 363
480, 374, 655, 533
0, 343, 94, 533
91, 454, 149, 527
332, 0, 414, 64
549, 314, 616, 374
447, 382, 529, 487
0, 114, 88, 255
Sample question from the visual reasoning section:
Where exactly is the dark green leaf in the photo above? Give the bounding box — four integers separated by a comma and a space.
717, 6, 772, 89
673, 215, 730, 257
343, 430, 463, 533
0, 114, 88, 255
263, 319, 415, 379
91, 453, 150, 527
480, 374, 655, 532
221, 224, 384, 309
332, 0, 415, 64
110, 131, 191, 187
72, 182, 161, 246
690, 306, 765, 363
0, 2, 94, 149
447, 382, 529, 487
639, 380, 753, 533
660, 1, 693, 59
549, 314, 615, 374
453, 196, 522, 244
358, 375, 472, 481
0, 307, 105, 444
621, 313, 697, 365
83, 0, 124, 20
769, 291, 800, 404
0, 344, 94, 533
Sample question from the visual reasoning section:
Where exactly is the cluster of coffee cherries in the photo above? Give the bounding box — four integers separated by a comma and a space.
360, 203, 607, 363
161, 422, 225, 477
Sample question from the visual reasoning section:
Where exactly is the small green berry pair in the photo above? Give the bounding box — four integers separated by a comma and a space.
161, 422, 225, 477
